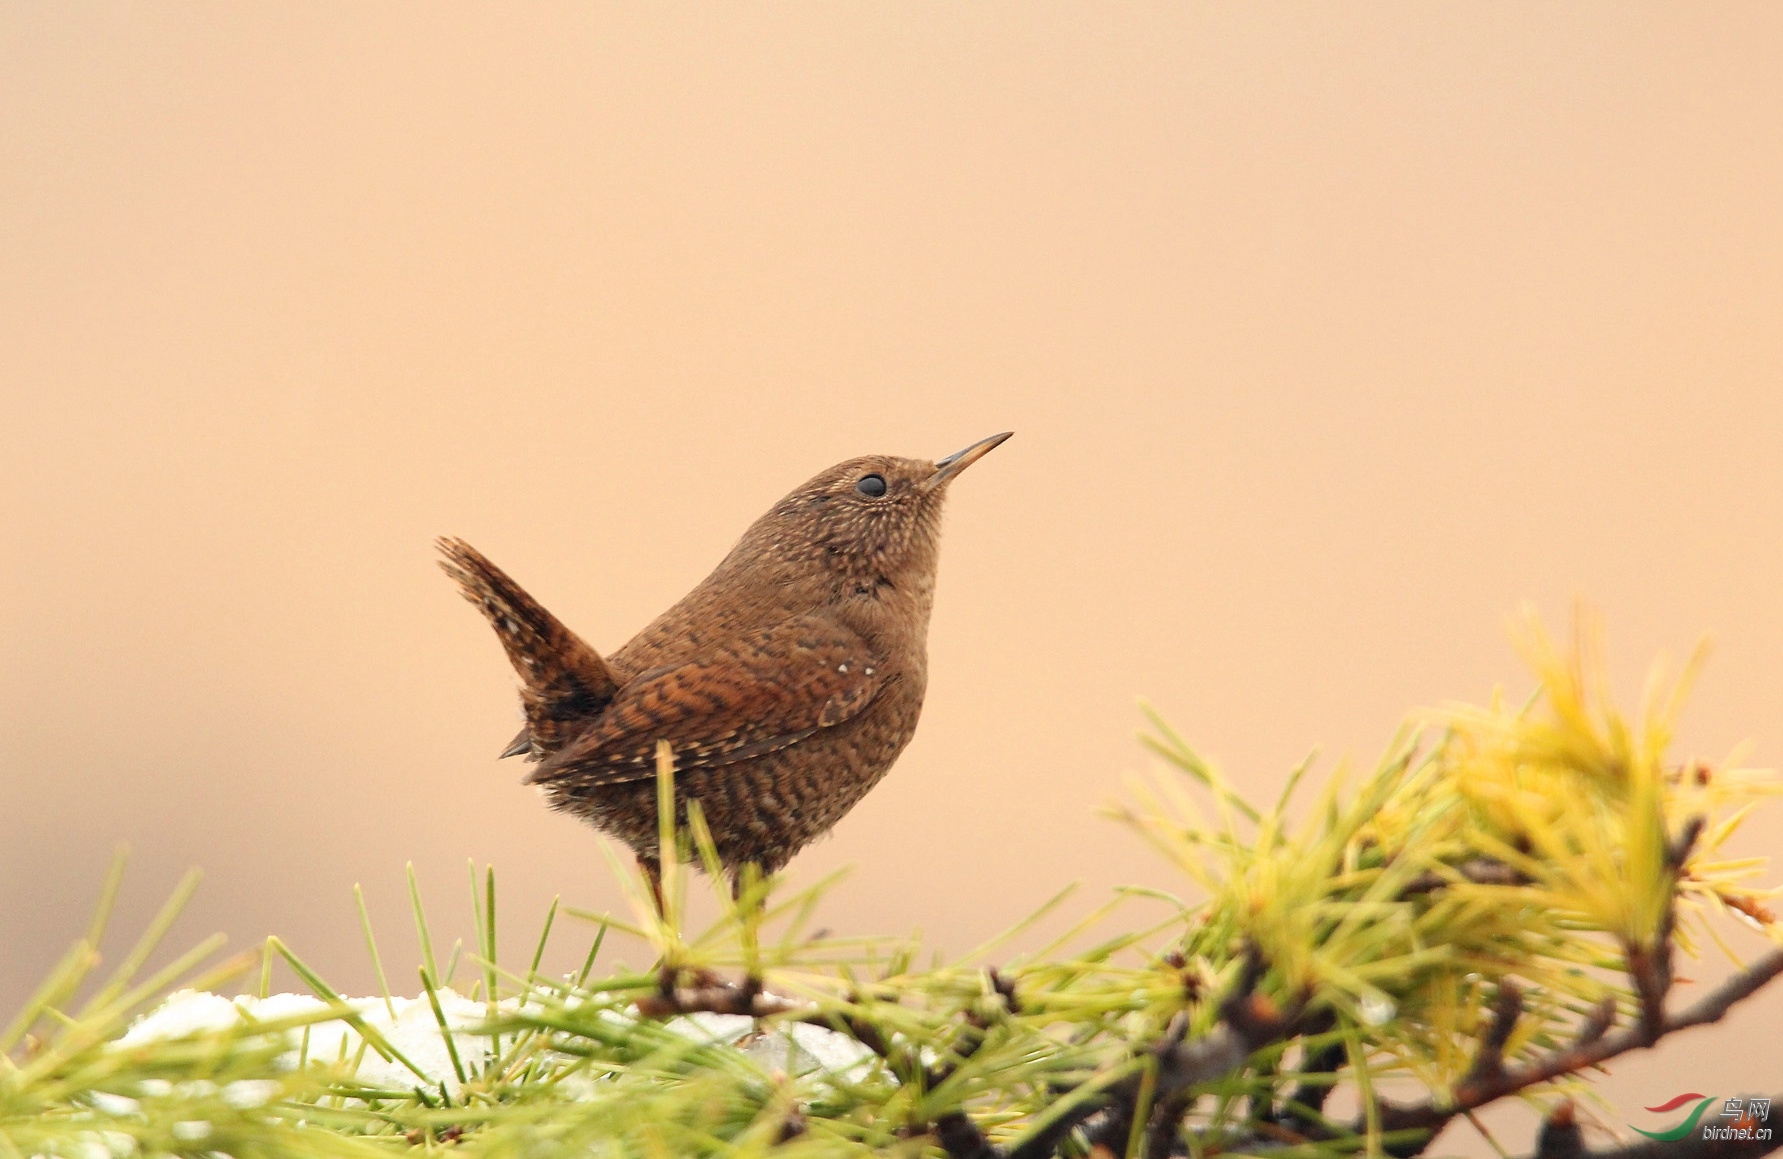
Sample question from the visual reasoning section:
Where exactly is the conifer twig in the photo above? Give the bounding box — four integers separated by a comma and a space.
1370, 948, 1783, 1155
632, 970, 808, 1019
1001, 946, 1291, 1159
1526, 1096, 1782, 1159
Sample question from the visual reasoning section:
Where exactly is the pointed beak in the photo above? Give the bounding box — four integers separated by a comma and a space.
923, 431, 1013, 491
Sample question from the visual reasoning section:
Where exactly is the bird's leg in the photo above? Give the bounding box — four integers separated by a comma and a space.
728, 861, 770, 913
638, 854, 664, 919
731, 862, 764, 1011
638, 855, 691, 1010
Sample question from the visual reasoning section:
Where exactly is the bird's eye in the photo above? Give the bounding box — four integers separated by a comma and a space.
856, 474, 887, 498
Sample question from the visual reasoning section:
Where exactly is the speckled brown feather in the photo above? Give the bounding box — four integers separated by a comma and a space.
527, 615, 887, 786
436, 537, 620, 759
439, 433, 1010, 880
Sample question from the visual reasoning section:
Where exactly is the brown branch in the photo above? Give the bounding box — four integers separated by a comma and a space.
1007, 946, 1292, 1159
925, 970, 1026, 1159
1628, 817, 1707, 1043
628, 944, 1783, 1159
1146, 1026, 1213, 1159
631, 971, 1009, 1158
1371, 948, 1783, 1155
633, 967, 1008, 1159
1080, 1013, 1193, 1158
789, 971, 1017, 1159
1401, 857, 1534, 897
1277, 1035, 1346, 1131
1574, 996, 1616, 1048
934, 1112, 1002, 1159
1461, 980, 1524, 1089
928, 1050, 995, 1159
1535, 1100, 1585, 1159
1668, 817, 1706, 871
1363, 810, 1757, 1159
633, 969, 810, 1019
1526, 1096, 1782, 1159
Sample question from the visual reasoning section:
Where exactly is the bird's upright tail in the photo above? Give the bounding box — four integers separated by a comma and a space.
436, 537, 621, 760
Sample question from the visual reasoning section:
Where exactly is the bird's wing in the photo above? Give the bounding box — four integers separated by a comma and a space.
437, 537, 622, 759
524, 614, 886, 788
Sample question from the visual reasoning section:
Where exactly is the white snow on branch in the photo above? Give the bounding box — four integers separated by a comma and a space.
119, 989, 875, 1096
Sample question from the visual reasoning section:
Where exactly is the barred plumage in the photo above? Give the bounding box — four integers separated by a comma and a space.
439, 433, 1011, 893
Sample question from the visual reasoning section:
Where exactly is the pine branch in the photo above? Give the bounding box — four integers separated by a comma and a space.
1529, 1097, 1783, 1159
1371, 948, 1783, 1155
632, 966, 809, 1018
1003, 946, 1292, 1159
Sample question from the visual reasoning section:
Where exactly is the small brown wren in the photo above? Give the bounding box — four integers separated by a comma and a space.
438, 432, 1011, 892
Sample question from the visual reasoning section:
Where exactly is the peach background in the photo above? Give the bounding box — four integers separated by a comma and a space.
3, 3, 1780, 1147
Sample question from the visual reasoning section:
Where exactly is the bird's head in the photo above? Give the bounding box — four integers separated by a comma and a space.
729, 432, 1012, 597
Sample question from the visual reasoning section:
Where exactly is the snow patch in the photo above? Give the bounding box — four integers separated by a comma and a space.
121, 988, 876, 1094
